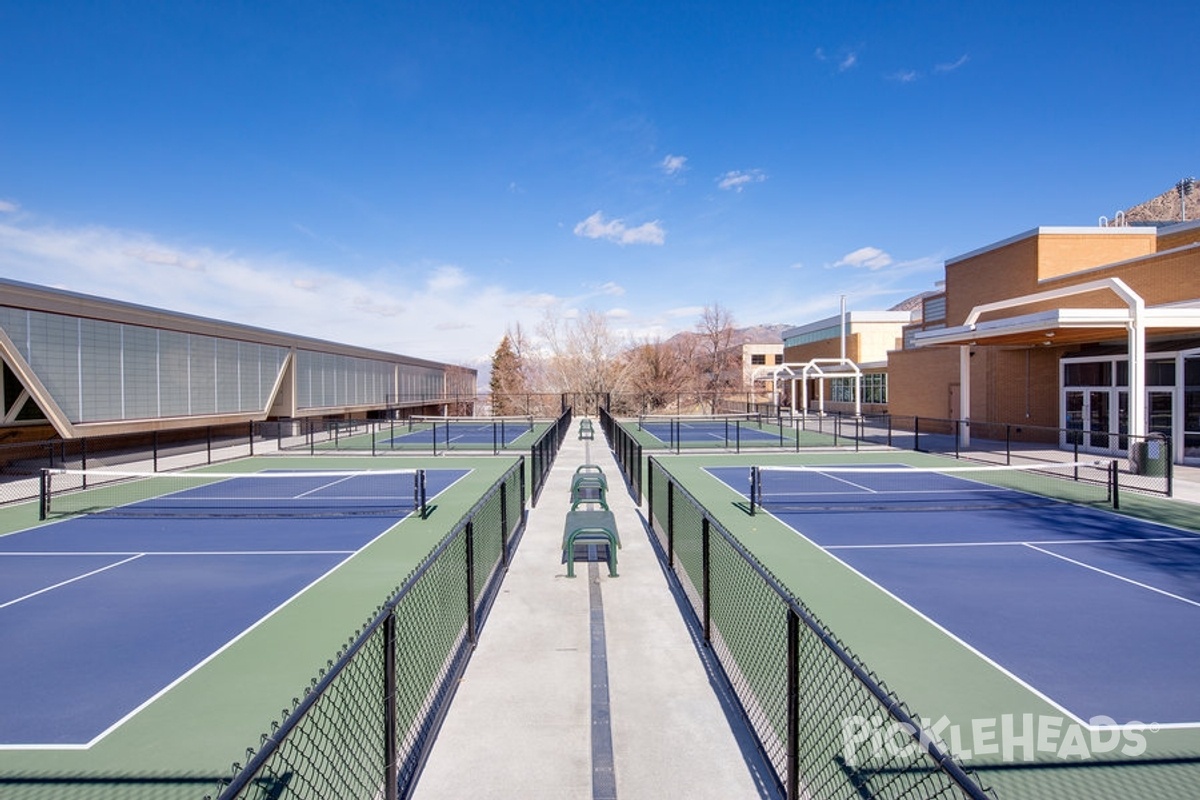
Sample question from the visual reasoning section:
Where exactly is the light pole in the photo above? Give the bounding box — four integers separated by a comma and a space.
1178, 177, 1196, 222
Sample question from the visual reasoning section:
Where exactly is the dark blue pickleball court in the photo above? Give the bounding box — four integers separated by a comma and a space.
383, 419, 535, 448
708, 463, 1200, 728
0, 467, 467, 748
641, 418, 785, 447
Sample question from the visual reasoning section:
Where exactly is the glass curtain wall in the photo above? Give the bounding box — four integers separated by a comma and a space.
0, 307, 288, 424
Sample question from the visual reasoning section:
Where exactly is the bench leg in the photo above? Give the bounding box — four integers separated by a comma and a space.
565, 532, 618, 578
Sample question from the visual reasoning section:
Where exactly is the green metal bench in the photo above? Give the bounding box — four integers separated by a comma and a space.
578, 418, 595, 441
564, 463, 617, 577
573, 463, 606, 484
570, 468, 608, 507
562, 505, 619, 578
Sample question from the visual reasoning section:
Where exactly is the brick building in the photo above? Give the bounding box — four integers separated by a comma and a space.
779, 310, 913, 414
892, 219, 1200, 463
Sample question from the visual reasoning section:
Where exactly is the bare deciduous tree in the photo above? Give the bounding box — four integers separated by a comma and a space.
486, 303, 760, 416
537, 308, 629, 413
696, 303, 740, 412
625, 336, 695, 414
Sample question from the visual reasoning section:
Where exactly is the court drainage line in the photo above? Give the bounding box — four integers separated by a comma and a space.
0, 553, 145, 609
589, 561, 617, 800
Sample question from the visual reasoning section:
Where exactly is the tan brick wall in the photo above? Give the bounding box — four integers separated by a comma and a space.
887, 347, 960, 419
1157, 224, 1200, 252
945, 231, 1200, 321
890, 226, 1200, 434
888, 345, 1065, 427
945, 231, 1161, 325
784, 333, 862, 364
976, 346, 1061, 427
1047, 246, 1200, 306
856, 324, 905, 362
945, 237, 1041, 326
1036, 232, 1155, 280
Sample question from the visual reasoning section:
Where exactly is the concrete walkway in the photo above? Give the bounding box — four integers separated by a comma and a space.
410, 418, 771, 800
409, 423, 1200, 800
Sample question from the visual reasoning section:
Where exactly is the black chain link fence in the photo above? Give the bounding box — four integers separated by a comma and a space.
598, 410, 1172, 500
598, 407, 641, 503
645, 457, 996, 800
207, 457, 529, 800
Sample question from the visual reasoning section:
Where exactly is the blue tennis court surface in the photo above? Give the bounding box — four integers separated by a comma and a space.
384, 420, 534, 447
708, 463, 1200, 728
642, 419, 782, 445
0, 468, 467, 748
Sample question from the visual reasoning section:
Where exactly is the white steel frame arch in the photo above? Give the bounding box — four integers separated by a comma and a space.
752, 358, 863, 417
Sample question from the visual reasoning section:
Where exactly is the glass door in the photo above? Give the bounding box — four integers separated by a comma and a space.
1088, 390, 1111, 450
1065, 391, 1084, 446
1186, 356, 1200, 460
1148, 391, 1173, 436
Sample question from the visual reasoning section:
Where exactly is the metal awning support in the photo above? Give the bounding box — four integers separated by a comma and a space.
952, 278, 1147, 437
960, 345, 971, 446
800, 359, 862, 417
753, 359, 862, 416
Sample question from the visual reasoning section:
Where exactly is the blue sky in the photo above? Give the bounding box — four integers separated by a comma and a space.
1, 1, 1196, 368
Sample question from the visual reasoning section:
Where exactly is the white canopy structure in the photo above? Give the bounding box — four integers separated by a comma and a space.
752, 358, 863, 417
911, 277, 1200, 446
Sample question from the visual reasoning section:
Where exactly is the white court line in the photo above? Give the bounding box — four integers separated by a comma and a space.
826, 535, 1200, 550
1024, 542, 1200, 610
0, 550, 357, 556
751, 501, 1200, 729
294, 473, 360, 497
0, 554, 145, 609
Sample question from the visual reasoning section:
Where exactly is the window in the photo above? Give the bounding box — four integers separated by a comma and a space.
830, 374, 887, 404
750, 354, 766, 365
773, 354, 783, 365
1146, 359, 1176, 387
923, 295, 946, 323
1064, 361, 1112, 387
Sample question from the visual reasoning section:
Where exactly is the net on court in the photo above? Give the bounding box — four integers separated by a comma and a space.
637, 412, 764, 430
749, 460, 1116, 515
39, 467, 428, 519
408, 414, 535, 430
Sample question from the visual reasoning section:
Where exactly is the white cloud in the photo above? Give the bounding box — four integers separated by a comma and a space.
352, 295, 403, 317
596, 281, 625, 296
815, 46, 860, 73
888, 55, 967, 84
717, 169, 767, 192
426, 264, 468, 291
661, 154, 687, 176
935, 54, 970, 73
666, 305, 705, 319
123, 245, 205, 271
0, 200, 19, 213
573, 211, 666, 246
0, 215, 581, 365
833, 246, 894, 270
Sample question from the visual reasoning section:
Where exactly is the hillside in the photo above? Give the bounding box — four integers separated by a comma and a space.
1106, 178, 1197, 226
664, 323, 790, 348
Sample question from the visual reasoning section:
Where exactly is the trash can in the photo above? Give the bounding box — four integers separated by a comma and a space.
1132, 433, 1169, 477
1144, 433, 1169, 477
